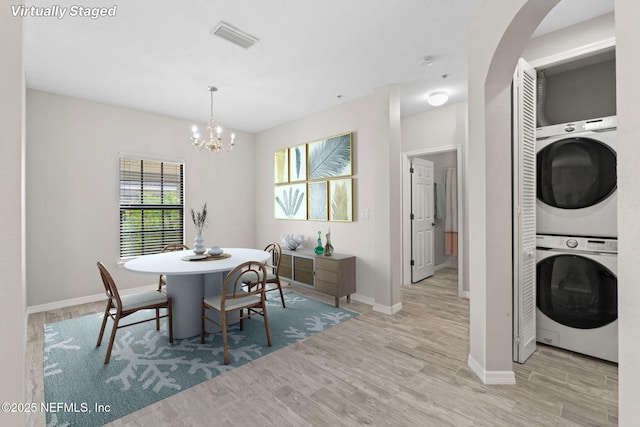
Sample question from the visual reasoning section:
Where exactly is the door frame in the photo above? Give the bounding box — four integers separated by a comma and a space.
401, 144, 465, 297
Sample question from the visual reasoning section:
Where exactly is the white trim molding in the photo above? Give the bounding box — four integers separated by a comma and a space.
373, 301, 403, 315
528, 37, 616, 69
350, 293, 374, 307
467, 354, 516, 385
26, 284, 152, 315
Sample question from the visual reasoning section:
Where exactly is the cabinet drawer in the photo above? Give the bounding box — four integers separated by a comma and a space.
280, 254, 292, 279
293, 257, 314, 286
316, 257, 338, 272
316, 269, 337, 283
316, 279, 337, 295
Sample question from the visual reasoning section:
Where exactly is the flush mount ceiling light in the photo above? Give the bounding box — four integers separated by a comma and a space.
427, 91, 449, 107
190, 86, 235, 153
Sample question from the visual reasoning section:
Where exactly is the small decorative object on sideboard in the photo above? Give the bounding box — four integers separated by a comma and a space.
314, 231, 324, 255
191, 203, 208, 255
280, 234, 304, 250
324, 228, 334, 256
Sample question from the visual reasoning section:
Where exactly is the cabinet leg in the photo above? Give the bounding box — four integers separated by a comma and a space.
335, 296, 339, 308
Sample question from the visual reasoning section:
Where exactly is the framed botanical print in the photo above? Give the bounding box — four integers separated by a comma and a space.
307, 180, 328, 221
274, 183, 307, 220
329, 178, 353, 222
274, 148, 289, 183
307, 132, 352, 180
289, 144, 307, 182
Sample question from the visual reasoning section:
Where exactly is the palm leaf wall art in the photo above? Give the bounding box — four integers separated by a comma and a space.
274, 148, 288, 183
274, 183, 307, 220
329, 178, 353, 222
308, 181, 328, 221
289, 144, 307, 182
308, 132, 352, 179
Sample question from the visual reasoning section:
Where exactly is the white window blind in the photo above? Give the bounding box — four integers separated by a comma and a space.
119, 156, 184, 258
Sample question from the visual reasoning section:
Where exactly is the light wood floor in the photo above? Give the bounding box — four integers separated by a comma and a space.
26, 268, 618, 426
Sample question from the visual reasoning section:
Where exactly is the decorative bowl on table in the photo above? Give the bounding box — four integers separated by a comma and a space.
208, 246, 223, 256
280, 234, 304, 250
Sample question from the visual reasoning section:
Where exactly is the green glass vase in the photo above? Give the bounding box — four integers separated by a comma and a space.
314, 231, 324, 255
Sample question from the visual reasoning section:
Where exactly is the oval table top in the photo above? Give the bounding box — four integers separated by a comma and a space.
123, 247, 270, 275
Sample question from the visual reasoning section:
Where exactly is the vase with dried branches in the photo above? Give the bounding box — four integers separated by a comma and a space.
191, 203, 208, 254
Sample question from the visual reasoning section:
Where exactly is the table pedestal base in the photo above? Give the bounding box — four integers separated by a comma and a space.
166, 271, 239, 339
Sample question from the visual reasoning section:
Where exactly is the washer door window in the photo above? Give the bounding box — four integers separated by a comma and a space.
537, 137, 617, 209
537, 254, 617, 329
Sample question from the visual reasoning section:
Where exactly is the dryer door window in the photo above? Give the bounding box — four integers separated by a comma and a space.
537, 137, 616, 209
537, 254, 617, 329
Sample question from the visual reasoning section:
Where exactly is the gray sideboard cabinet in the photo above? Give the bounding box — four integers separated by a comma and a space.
280, 249, 355, 307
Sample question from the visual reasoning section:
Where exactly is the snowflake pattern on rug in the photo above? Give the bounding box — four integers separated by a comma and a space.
105, 328, 246, 392
44, 290, 357, 426
43, 324, 80, 378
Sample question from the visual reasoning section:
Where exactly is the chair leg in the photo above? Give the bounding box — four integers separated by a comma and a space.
167, 299, 173, 343
104, 316, 120, 364
200, 300, 205, 344
262, 304, 272, 347
96, 302, 110, 347
155, 307, 160, 330
246, 285, 253, 318
221, 311, 229, 365
276, 280, 286, 308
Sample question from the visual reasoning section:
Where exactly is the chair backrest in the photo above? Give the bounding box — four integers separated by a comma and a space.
97, 261, 122, 308
264, 242, 282, 275
161, 243, 190, 252
222, 261, 267, 307
159, 244, 189, 287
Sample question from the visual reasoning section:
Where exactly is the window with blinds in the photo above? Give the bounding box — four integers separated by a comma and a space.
119, 156, 184, 259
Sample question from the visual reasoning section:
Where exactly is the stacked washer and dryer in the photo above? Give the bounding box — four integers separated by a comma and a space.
535, 116, 618, 363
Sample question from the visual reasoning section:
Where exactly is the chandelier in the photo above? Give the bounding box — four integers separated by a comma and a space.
190, 86, 235, 153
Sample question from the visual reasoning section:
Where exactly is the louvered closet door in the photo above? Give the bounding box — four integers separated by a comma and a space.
512, 58, 537, 363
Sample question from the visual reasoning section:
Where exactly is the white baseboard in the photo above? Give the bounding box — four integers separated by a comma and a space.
467, 354, 516, 385
29, 287, 404, 317
351, 294, 401, 315
373, 301, 403, 315
350, 293, 374, 306
26, 285, 153, 315
434, 263, 448, 272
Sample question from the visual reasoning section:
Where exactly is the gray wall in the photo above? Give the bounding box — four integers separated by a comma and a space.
542, 57, 616, 124
26, 90, 257, 307
0, 5, 26, 421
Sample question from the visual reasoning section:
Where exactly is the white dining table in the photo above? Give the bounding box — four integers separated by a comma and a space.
124, 247, 270, 339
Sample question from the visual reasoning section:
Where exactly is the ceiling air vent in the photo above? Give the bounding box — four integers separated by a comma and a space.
210, 21, 259, 50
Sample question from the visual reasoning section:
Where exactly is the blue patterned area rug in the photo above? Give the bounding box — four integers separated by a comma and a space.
44, 291, 357, 426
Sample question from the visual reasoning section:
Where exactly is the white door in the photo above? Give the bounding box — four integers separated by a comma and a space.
513, 57, 537, 363
411, 158, 435, 283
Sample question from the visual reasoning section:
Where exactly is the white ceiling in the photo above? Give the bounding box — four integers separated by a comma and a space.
24, 0, 614, 134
